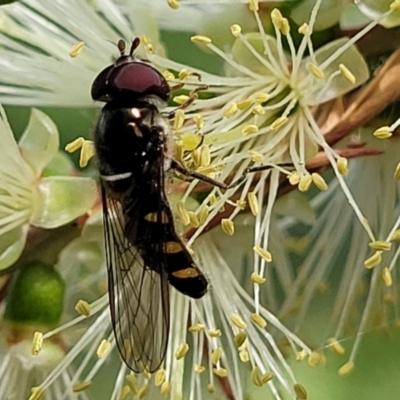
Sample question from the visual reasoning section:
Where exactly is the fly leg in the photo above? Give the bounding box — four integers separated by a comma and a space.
167, 85, 208, 119
171, 160, 293, 190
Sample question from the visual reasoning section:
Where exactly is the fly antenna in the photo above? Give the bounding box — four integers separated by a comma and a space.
129, 37, 141, 57
117, 39, 126, 56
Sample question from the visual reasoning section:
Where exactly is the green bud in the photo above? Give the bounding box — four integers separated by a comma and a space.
4, 261, 65, 328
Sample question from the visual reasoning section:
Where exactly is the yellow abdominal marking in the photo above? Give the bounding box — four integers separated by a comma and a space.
144, 211, 169, 223
171, 267, 200, 278
163, 241, 183, 253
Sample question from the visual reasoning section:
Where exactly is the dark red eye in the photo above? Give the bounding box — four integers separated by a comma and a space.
91, 61, 170, 102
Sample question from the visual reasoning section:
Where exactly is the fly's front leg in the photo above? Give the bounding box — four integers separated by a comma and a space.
171, 160, 294, 190
167, 85, 209, 119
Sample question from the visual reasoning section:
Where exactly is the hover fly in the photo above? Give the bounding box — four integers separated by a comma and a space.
91, 38, 208, 373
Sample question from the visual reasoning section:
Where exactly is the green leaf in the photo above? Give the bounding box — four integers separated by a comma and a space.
31, 176, 97, 228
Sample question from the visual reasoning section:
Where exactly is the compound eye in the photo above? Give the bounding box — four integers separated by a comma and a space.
111, 62, 170, 101
91, 65, 113, 101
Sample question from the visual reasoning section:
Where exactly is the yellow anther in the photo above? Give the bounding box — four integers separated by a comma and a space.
65, 137, 84, 153
211, 347, 223, 364
172, 95, 190, 105
312, 173, 328, 191
251, 272, 266, 284
294, 383, 308, 399
208, 329, 222, 337
69, 41, 85, 58
247, 192, 259, 216
261, 372, 274, 384
178, 68, 189, 80
187, 211, 200, 228
213, 368, 228, 378
382, 267, 393, 287
251, 366, 263, 387
368, 240, 391, 252
173, 109, 185, 131
253, 246, 272, 262
249, 0, 259, 11
338, 361, 354, 376
160, 381, 171, 396
193, 114, 204, 129
155, 369, 166, 386
307, 63, 325, 79
221, 219, 235, 235
296, 350, 308, 361
239, 349, 249, 362
196, 165, 218, 175
390, 1, 400, 12
194, 364, 206, 373
308, 351, 323, 368
231, 313, 247, 329
189, 323, 205, 332
137, 385, 148, 399
364, 251, 382, 269
327, 338, 345, 355
191, 35, 212, 44
181, 132, 202, 151
207, 384, 215, 393
125, 374, 138, 394
373, 126, 392, 139
298, 23, 309, 35
237, 98, 254, 110
162, 70, 175, 81
143, 369, 151, 380
242, 124, 259, 135
146, 44, 153, 53
119, 385, 131, 400
230, 24, 242, 37
175, 141, 183, 163
338, 64, 356, 84
234, 332, 247, 348
97, 339, 111, 358
223, 102, 238, 117
337, 157, 349, 176
269, 116, 288, 131
177, 202, 190, 226
391, 229, 400, 241
200, 145, 211, 166
28, 387, 45, 400
75, 299, 91, 317
198, 205, 209, 225
252, 104, 265, 115
236, 199, 247, 210
79, 140, 95, 168
255, 93, 269, 103
72, 381, 92, 392
250, 313, 267, 328
271, 9, 284, 26
175, 343, 189, 360
288, 171, 300, 185
31, 331, 43, 355
395, 162, 400, 180
248, 150, 263, 162
280, 18, 290, 35
298, 174, 313, 192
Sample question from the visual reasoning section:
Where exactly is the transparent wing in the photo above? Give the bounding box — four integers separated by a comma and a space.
101, 185, 169, 373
